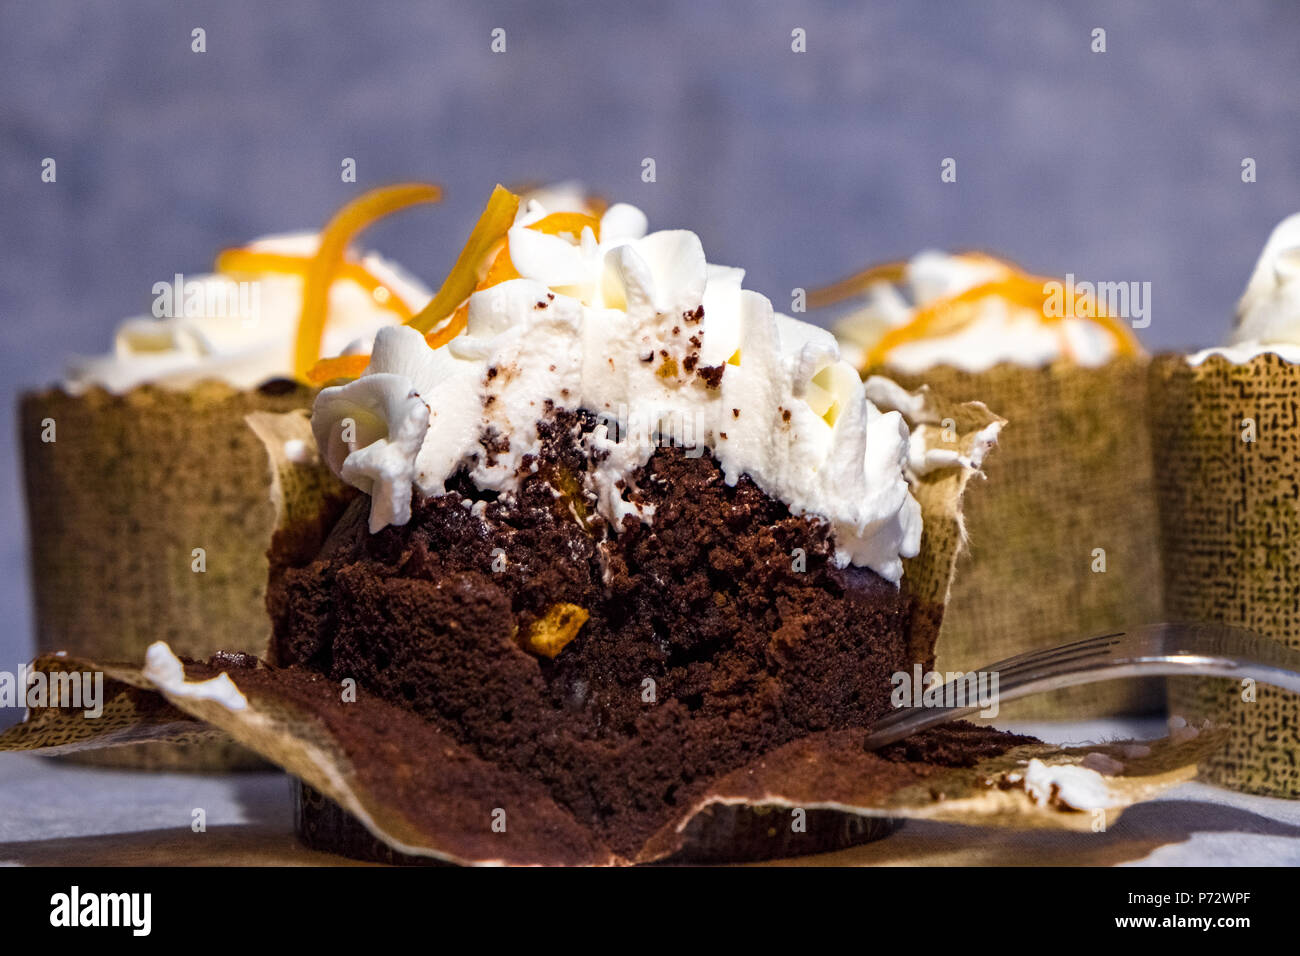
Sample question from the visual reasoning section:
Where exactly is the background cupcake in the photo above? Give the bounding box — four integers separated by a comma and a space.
19, 185, 436, 767
817, 252, 1160, 717
1150, 213, 1300, 798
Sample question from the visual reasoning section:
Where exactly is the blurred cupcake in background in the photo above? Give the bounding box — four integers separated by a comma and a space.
1150, 213, 1300, 797
509, 179, 607, 219
19, 184, 438, 767
816, 251, 1160, 718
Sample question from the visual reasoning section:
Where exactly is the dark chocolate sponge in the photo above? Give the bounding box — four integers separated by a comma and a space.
271, 409, 923, 858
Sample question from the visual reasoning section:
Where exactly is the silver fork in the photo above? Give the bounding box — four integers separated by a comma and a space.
863, 622, 1300, 750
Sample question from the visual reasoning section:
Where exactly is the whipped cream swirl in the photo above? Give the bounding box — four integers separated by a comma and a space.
313, 199, 924, 582
834, 251, 1126, 373
1190, 213, 1300, 365
66, 233, 430, 393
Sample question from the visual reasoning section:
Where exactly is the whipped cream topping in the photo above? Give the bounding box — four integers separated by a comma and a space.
1013, 758, 1119, 811
1189, 213, 1300, 366
142, 641, 248, 711
66, 233, 430, 393
833, 251, 1125, 374
313, 199, 924, 582
513, 180, 599, 216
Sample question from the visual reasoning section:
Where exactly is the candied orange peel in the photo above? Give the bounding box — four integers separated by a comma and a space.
282, 183, 442, 381
813, 253, 1141, 370
409, 185, 521, 344
305, 353, 372, 385
213, 249, 418, 323
805, 260, 909, 309
413, 192, 607, 351
526, 211, 601, 242
525, 603, 589, 659
308, 186, 606, 382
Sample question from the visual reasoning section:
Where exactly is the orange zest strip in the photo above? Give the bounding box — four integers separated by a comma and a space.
526, 211, 601, 242
305, 353, 372, 385
215, 249, 417, 321
863, 272, 1141, 369
291, 182, 442, 381
806, 261, 909, 308
479, 239, 521, 287
810, 251, 1022, 309
423, 238, 527, 350
420, 209, 602, 349
409, 184, 521, 340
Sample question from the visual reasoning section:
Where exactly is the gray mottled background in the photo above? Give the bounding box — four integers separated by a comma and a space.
1, 0, 1298, 674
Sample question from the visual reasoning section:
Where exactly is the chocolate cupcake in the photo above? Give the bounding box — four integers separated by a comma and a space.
266, 185, 1008, 861
818, 252, 1160, 718
19, 185, 438, 768
1150, 213, 1300, 798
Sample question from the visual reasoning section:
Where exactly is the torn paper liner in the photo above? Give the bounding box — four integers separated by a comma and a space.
294, 780, 905, 865
0, 651, 1222, 866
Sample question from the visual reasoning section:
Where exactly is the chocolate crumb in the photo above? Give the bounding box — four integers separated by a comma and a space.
697, 365, 725, 388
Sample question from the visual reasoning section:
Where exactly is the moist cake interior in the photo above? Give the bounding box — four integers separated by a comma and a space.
271, 407, 923, 856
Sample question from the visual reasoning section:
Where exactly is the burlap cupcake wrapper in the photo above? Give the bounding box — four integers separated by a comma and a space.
17, 381, 351, 769
1149, 351, 1300, 798
877, 357, 1164, 718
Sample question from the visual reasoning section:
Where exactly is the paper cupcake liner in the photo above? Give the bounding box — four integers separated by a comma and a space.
1149, 351, 1300, 798
61, 739, 270, 771
294, 780, 903, 864
0, 650, 1220, 866
18, 379, 316, 769
878, 358, 1164, 718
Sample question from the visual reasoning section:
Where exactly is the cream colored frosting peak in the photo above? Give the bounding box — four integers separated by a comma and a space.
1190, 213, 1300, 366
